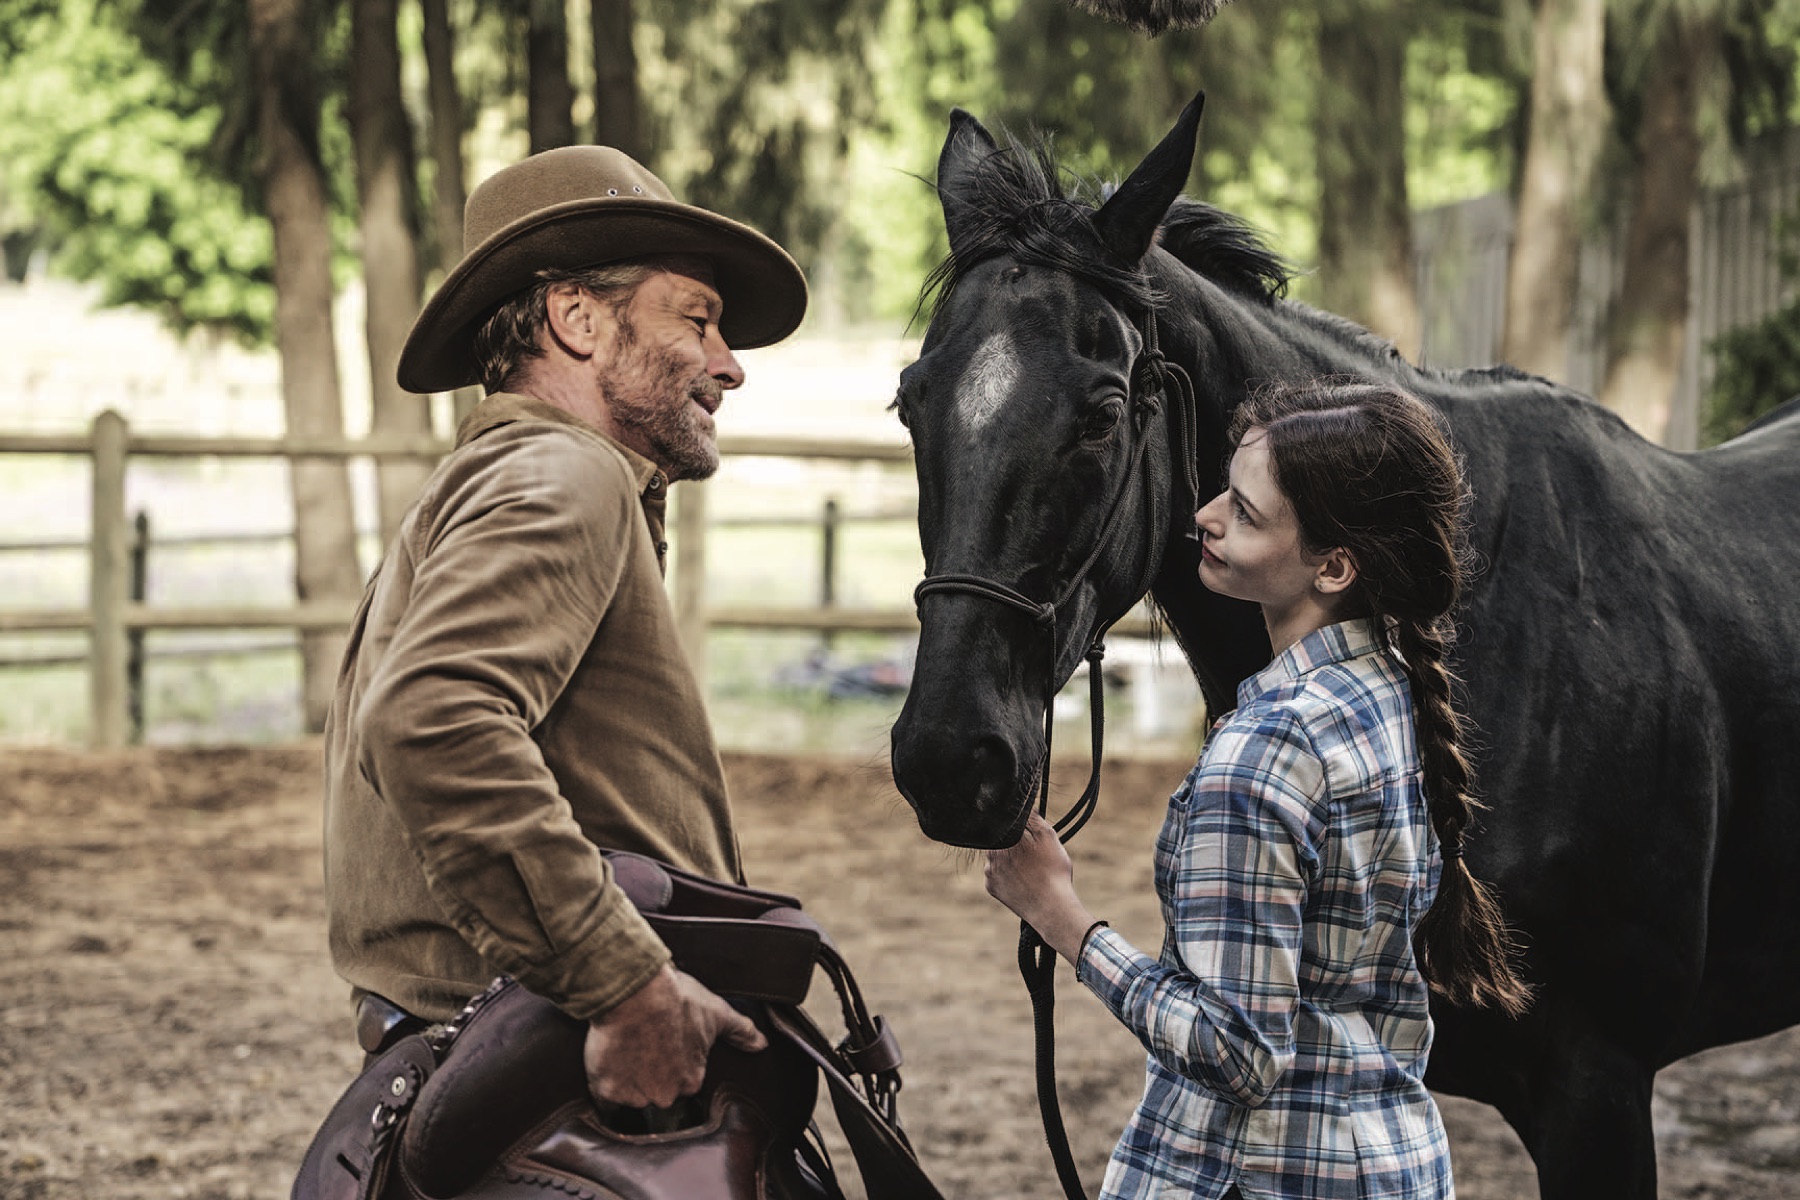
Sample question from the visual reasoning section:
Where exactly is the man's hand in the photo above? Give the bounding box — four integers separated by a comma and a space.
584, 964, 767, 1108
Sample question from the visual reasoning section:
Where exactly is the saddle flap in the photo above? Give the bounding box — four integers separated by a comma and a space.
647, 911, 821, 1005
400, 982, 588, 1199
292, 1034, 437, 1200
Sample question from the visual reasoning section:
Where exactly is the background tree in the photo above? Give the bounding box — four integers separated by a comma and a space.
526, 0, 576, 152
246, 0, 364, 731
349, 0, 433, 544
421, 0, 468, 274
0, 0, 276, 339
1598, 0, 1798, 445
591, 0, 646, 159
1, 0, 362, 731
1313, 0, 1419, 357
641, 0, 888, 321
1501, 0, 1609, 379
1595, 3, 1719, 442
420, 0, 480, 421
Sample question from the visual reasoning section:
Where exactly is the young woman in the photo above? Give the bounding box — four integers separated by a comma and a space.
985, 380, 1532, 1200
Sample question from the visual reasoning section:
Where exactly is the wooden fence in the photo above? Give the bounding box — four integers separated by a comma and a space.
0, 414, 1163, 747
0, 414, 917, 746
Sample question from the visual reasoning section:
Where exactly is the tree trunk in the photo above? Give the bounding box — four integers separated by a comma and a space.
528, 0, 576, 153
351, 0, 434, 546
421, 0, 466, 273
1314, 1, 1420, 361
420, 0, 482, 423
247, 0, 363, 733
590, 0, 645, 161
1500, 0, 1608, 379
1598, 13, 1718, 447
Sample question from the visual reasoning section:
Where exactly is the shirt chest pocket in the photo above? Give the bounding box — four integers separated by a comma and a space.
1153, 777, 1197, 878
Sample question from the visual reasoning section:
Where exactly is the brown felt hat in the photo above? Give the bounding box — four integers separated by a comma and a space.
398, 146, 808, 394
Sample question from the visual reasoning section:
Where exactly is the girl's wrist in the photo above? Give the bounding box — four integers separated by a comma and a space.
1038, 896, 1101, 965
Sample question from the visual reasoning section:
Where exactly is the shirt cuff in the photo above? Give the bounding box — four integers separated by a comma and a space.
1076, 925, 1160, 1018
515, 894, 671, 1022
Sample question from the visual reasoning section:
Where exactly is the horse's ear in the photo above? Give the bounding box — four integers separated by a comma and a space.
938, 108, 999, 256
1093, 91, 1205, 265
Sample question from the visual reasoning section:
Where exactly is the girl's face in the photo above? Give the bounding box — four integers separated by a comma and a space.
1194, 429, 1351, 641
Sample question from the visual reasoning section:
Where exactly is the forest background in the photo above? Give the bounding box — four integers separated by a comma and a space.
0, 0, 1797, 746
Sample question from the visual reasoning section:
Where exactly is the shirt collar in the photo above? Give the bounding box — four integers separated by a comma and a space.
455, 392, 667, 498
1238, 617, 1381, 708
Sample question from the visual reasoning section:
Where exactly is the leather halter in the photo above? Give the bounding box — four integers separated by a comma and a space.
910, 306, 1200, 1200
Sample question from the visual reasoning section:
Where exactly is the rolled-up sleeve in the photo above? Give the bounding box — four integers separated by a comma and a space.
1077, 710, 1325, 1106
357, 428, 668, 1021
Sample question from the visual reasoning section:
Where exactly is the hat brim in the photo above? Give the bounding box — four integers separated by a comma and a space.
398, 197, 809, 394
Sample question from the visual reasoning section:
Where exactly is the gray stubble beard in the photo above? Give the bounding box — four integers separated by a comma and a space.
599, 314, 725, 482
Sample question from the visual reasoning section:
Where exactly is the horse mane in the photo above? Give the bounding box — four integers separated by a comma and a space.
1157, 197, 1292, 303
921, 127, 1296, 317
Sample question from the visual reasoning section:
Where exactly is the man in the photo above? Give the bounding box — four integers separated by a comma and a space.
322, 145, 807, 1109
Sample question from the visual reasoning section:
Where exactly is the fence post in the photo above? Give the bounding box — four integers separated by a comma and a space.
127, 510, 149, 744
673, 478, 708, 692
820, 497, 839, 608
89, 410, 129, 749
819, 497, 840, 652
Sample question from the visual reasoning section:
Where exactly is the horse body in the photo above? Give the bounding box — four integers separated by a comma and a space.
889, 101, 1800, 1199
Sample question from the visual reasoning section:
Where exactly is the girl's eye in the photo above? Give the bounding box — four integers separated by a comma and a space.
1232, 498, 1252, 524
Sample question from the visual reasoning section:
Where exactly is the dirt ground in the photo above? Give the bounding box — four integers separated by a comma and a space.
2, 744, 1797, 1200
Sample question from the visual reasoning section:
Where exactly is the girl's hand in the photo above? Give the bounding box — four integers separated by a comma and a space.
984, 812, 1099, 964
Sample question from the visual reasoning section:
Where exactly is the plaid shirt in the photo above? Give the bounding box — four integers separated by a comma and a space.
1078, 619, 1453, 1200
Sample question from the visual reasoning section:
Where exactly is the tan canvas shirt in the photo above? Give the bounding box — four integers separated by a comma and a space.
323, 394, 738, 1024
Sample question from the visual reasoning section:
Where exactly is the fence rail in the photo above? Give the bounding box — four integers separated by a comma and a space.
0, 412, 931, 747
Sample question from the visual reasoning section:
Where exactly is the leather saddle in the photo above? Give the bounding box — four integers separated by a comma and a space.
293, 853, 943, 1200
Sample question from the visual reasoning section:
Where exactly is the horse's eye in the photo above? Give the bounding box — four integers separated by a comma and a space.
1081, 398, 1125, 440
889, 392, 911, 429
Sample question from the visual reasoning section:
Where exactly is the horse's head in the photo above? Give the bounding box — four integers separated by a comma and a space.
888, 97, 1207, 849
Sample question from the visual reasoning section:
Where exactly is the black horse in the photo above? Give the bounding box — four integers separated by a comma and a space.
887, 96, 1800, 1200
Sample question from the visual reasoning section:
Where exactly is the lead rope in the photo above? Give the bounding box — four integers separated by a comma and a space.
913, 309, 1193, 1200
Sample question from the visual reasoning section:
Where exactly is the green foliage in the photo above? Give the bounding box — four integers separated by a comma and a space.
1702, 200, 1800, 446
829, 0, 1007, 321
1405, 25, 1516, 209
0, 0, 276, 342
641, 0, 888, 300
0, 0, 1720, 342
1704, 299, 1800, 444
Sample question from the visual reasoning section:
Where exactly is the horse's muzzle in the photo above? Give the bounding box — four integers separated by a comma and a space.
890, 722, 1037, 849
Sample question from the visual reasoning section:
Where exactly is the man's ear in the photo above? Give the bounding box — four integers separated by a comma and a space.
543, 283, 601, 356
1314, 547, 1358, 595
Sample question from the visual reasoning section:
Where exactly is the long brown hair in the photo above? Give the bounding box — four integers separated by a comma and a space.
1230, 379, 1532, 1016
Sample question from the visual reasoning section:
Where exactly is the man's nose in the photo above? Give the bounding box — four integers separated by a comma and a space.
708, 334, 745, 390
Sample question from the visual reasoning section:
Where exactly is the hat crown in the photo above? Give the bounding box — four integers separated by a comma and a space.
463, 146, 676, 252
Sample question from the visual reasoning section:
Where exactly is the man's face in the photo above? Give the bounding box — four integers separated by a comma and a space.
596, 263, 744, 482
